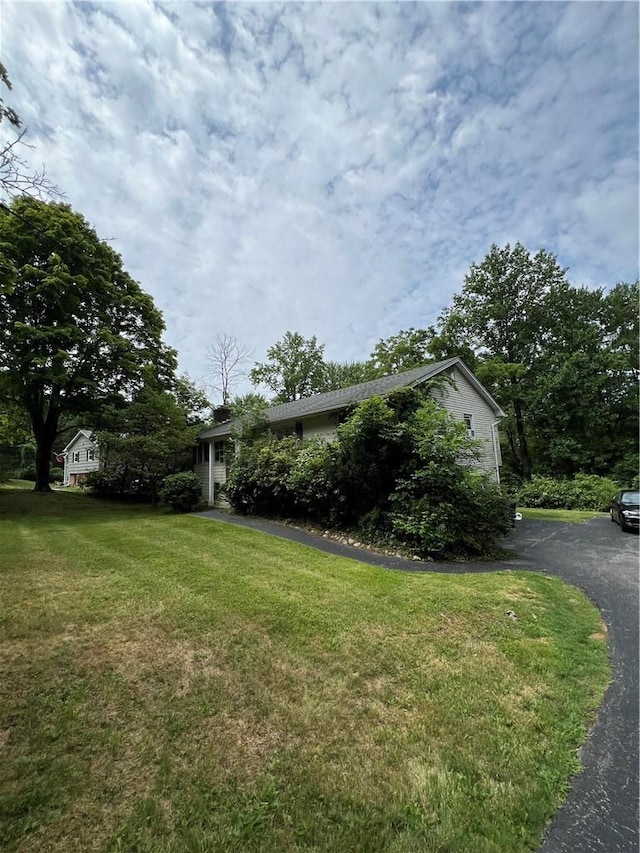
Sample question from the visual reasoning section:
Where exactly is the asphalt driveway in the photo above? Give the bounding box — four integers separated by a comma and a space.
196, 510, 639, 852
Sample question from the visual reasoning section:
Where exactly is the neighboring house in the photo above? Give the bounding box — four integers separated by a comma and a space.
62, 430, 100, 486
196, 357, 505, 507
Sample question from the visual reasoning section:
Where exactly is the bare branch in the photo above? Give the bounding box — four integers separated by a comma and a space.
205, 333, 254, 405
0, 128, 62, 200
0, 62, 62, 201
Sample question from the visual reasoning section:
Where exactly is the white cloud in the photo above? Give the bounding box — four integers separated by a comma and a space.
2, 1, 638, 396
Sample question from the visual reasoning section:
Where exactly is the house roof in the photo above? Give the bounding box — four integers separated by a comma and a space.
199, 357, 504, 440
62, 429, 97, 454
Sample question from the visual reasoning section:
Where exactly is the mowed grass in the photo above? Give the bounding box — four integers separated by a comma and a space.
0, 479, 36, 490
518, 507, 604, 523
0, 491, 609, 852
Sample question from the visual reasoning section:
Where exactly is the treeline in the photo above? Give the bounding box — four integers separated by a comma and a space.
1, 188, 636, 494
231, 244, 638, 484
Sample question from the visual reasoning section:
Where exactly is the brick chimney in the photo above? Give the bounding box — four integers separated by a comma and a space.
213, 406, 231, 424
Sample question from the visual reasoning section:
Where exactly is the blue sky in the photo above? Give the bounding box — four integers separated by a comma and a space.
2, 1, 638, 401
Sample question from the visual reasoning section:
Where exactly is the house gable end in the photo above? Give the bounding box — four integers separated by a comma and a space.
62, 430, 100, 486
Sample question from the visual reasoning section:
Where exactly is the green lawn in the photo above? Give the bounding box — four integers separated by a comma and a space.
518, 507, 604, 523
0, 491, 609, 852
0, 478, 37, 490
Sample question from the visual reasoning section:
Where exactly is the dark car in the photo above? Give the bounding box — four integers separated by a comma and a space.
610, 490, 640, 532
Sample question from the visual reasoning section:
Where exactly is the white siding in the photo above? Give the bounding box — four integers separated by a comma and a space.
430, 368, 501, 478
194, 462, 209, 503
296, 414, 337, 441
64, 434, 99, 485
197, 444, 230, 506
211, 460, 228, 503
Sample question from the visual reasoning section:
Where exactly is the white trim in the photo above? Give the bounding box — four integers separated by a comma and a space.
208, 446, 215, 506
491, 421, 501, 483
463, 412, 476, 438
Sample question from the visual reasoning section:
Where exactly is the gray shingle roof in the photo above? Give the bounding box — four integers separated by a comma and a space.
200, 357, 503, 440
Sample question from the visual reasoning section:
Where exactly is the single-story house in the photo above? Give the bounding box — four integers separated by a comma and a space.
196, 357, 505, 506
62, 430, 100, 486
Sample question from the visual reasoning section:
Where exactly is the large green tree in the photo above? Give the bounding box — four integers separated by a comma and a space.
321, 359, 377, 391
437, 243, 639, 479
173, 374, 211, 425
93, 378, 198, 504
438, 242, 569, 478
0, 197, 176, 491
250, 331, 326, 403
368, 328, 434, 374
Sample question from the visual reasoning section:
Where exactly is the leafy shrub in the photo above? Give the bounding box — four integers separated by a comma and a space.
85, 468, 150, 502
49, 466, 63, 483
224, 435, 299, 516
610, 453, 640, 488
517, 474, 618, 512
226, 388, 513, 559
159, 471, 202, 513
18, 464, 36, 481
287, 439, 338, 521
391, 467, 512, 559
85, 469, 122, 498
333, 395, 410, 523
568, 474, 620, 511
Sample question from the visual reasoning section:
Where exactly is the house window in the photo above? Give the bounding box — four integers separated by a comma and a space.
463, 413, 476, 438
195, 443, 210, 465
214, 441, 225, 463
87, 449, 95, 461
274, 424, 301, 440
73, 451, 80, 463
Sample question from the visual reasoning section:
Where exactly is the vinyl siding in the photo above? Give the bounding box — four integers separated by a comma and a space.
196, 455, 230, 505
64, 434, 99, 485
294, 414, 337, 441
211, 460, 228, 503
194, 462, 209, 503
431, 368, 502, 477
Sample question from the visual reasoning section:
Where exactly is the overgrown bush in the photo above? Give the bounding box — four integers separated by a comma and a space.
388, 402, 511, 558
516, 473, 618, 512
392, 474, 512, 558
49, 466, 63, 483
224, 435, 299, 516
159, 471, 202, 513
85, 467, 151, 502
287, 438, 339, 521
225, 388, 513, 559
332, 394, 413, 524
610, 453, 639, 488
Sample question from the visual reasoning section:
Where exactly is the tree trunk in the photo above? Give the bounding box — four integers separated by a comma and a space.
34, 442, 53, 492
505, 423, 522, 478
513, 398, 532, 480
30, 405, 59, 492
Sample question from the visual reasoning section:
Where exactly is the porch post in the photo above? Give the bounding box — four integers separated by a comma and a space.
208, 441, 215, 505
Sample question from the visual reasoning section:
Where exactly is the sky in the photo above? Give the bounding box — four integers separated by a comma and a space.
1, 1, 638, 402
